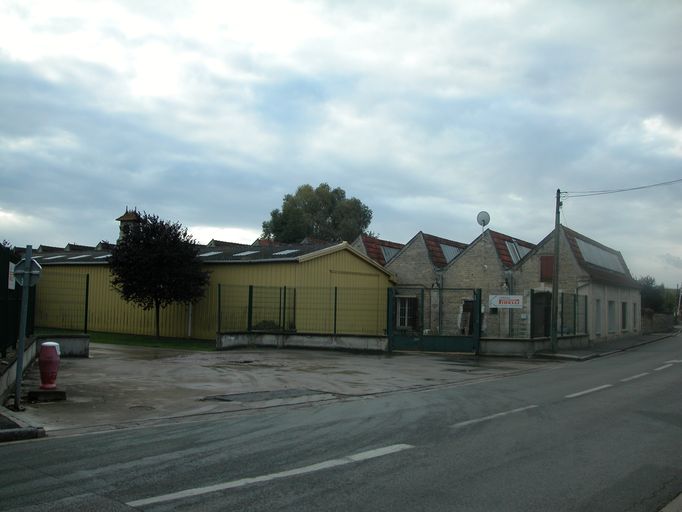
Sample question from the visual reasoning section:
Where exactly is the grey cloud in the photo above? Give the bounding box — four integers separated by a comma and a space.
661, 254, 682, 270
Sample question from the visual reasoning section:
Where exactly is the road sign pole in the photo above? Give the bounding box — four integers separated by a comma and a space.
14, 245, 32, 410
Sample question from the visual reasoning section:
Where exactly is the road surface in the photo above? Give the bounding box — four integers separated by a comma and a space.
1, 336, 681, 511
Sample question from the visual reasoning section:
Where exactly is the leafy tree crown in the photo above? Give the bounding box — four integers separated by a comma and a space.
262, 183, 372, 242
110, 212, 209, 311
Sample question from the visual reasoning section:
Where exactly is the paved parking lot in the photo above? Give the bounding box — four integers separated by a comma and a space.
15, 343, 559, 435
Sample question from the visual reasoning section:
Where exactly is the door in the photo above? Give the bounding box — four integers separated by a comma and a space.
531, 292, 551, 338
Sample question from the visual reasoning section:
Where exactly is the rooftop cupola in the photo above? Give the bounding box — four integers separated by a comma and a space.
116, 208, 141, 240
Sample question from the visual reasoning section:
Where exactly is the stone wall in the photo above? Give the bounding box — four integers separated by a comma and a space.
442, 232, 509, 337
386, 234, 436, 287
641, 312, 675, 334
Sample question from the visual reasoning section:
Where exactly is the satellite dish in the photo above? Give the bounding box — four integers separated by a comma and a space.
477, 211, 490, 228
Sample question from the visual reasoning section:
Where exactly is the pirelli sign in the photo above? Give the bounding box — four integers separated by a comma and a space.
489, 295, 523, 309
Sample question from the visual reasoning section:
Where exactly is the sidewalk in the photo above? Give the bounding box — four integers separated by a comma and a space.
536, 328, 680, 361
1, 343, 556, 438
1, 330, 678, 441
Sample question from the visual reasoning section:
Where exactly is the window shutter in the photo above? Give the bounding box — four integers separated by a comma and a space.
540, 255, 554, 282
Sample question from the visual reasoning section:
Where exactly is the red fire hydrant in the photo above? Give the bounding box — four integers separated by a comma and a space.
39, 342, 61, 390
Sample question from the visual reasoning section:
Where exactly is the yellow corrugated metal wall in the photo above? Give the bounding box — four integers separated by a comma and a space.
35, 248, 392, 339
36, 266, 190, 338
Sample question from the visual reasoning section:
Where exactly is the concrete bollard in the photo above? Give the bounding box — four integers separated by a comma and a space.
39, 342, 61, 390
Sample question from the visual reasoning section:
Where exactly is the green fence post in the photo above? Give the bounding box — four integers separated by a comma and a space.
387, 288, 394, 352
247, 285, 253, 332
474, 289, 482, 354
278, 287, 283, 330
420, 288, 425, 333
282, 286, 287, 331
560, 292, 564, 337
529, 289, 534, 339
84, 274, 90, 333
333, 287, 338, 335
584, 295, 588, 335
292, 288, 297, 331
217, 284, 222, 333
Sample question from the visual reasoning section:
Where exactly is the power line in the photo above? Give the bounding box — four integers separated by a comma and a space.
562, 177, 682, 198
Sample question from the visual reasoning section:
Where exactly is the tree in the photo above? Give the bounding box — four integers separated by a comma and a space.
637, 275, 665, 312
110, 212, 209, 338
262, 183, 373, 242
1, 240, 21, 263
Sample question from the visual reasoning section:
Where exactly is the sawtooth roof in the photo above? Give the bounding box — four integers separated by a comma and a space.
421, 233, 468, 268
489, 230, 536, 269
355, 235, 404, 266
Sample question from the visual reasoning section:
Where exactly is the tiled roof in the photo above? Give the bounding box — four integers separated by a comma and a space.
96, 241, 115, 251
116, 210, 141, 222
65, 243, 95, 252
489, 230, 535, 269
562, 226, 639, 288
36, 245, 62, 253
252, 238, 287, 247
422, 233, 467, 268
357, 235, 404, 266
207, 239, 250, 248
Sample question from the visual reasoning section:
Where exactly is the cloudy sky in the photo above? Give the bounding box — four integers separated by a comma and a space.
1, 0, 681, 286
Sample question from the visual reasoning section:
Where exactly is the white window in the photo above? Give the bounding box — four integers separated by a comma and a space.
397, 297, 418, 330
608, 301, 616, 333
595, 299, 602, 336
633, 303, 638, 331
621, 302, 628, 331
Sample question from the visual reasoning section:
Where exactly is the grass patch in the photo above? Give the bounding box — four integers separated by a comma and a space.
34, 328, 215, 351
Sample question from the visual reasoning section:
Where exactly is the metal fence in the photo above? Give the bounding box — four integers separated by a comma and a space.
483, 289, 588, 339
34, 270, 89, 333
391, 287, 479, 337
1, 247, 36, 357
217, 285, 388, 336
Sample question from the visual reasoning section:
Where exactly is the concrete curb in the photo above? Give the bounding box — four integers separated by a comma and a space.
660, 492, 682, 512
535, 331, 678, 361
0, 426, 46, 443
0, 406, 46, 443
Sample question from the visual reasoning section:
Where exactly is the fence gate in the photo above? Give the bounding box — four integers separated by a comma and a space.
1, 246, 35, 357
388, 287, 481, 353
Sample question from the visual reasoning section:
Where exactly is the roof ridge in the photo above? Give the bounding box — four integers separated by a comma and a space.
421, 232, 467, 248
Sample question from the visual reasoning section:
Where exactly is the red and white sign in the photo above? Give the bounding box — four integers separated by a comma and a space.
489, 295, 523, 309
8, 262, 15, 290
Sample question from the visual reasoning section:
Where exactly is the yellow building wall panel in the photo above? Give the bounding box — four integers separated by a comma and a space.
35, 248, 392, 340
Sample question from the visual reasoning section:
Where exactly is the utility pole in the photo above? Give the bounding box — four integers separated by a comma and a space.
550, 189, 561, 352
14, 245, 32, 410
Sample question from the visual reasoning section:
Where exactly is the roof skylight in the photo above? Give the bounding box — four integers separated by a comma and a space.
199, 251, 222, 257
273, 249, 299, 256
440, 244, 462, 264
233, 250, 259, 257
576, 239, 624, 273
381, 246, 400, 263
67, 255, 90, 260
44, 255, 65, 260
505, 241, 531, 264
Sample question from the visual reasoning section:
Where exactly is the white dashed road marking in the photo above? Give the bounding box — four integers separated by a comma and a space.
654, 364, 673, 372
565, 384, 612, 399
126, 444, 414, 507
451, 405, 538, 429
620, 373, 649, 382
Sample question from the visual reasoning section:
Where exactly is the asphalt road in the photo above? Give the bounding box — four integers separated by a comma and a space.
1, 335, 681, 512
